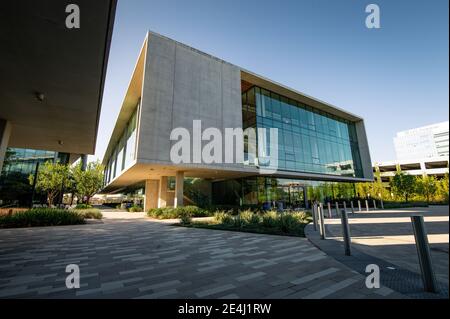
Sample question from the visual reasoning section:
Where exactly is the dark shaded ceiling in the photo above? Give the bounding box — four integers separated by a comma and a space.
0, 0, 116, 155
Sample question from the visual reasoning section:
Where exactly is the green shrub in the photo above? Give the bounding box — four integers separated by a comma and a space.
128, 205, 143, 212
181, 205, 211, 217
75, 203, 93, 209
147, 206, 210, 219
214, 211, 231, 223
278, 213, 300, 233
147, 208, 164, 218
74, 208, 102, 219
239, 209, 254, 225
179, 211, 192, 225
0, 208, 85, 228
249, 213, 261, 225
262, 210, 278, 228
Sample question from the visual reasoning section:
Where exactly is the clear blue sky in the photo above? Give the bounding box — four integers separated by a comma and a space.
94, 0, 449, 163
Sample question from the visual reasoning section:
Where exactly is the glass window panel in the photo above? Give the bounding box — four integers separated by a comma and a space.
271, 93, 281, 121
290, 102, 299, 126
299, 107, 308, 128
261, 89, 272, 118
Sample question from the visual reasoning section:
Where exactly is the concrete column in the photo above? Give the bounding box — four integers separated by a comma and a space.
0, 119, 12, 173
420, 161, 427, 177
81, 154, 88, 171
303, 187, 309, 209
144, 179, 159, 211
158, 176, 168, 208
174, 171, 184, 207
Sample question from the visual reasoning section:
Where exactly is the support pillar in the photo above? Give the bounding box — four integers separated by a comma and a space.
0, 119, 12, 174
174, 171, 184, 207
144, 179, 159, 212
81, 154, 88, 171
158, 176, 168, 208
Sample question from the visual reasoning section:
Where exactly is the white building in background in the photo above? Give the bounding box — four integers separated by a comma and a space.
394, 121, 449, 160
373, 121, 449, 186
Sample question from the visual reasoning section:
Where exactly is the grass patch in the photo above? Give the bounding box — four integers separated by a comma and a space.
179, 210, 311, 237
0, 208, 86, 228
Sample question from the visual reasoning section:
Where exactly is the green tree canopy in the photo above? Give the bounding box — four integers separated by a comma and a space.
416, 175, 437, 203
437, 174, 449, 202
29, 161, 71, 206
391, 172, 417, 202
72, 161, 104, 204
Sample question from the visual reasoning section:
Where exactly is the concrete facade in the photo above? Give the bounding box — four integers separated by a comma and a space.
102, 31, 374, 209
137, 33, 243, 170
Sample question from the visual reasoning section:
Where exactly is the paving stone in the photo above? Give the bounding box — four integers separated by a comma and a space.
0, 218, 405, 299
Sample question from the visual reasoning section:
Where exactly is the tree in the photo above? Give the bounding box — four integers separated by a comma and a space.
29, 161, 71, 206
391, 172, 417, 202
356, 182, 371, 198
416, 175, 437, 203
437, 174, 449, 202
72, 161, 104, 204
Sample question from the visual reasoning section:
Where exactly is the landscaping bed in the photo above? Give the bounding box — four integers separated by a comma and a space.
176, 209, 312, 238
0, 207, 102, 228
147, 206, 213, 219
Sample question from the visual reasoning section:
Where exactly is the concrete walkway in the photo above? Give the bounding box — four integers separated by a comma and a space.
305, 205, 449, 298
0, 218, 403, 299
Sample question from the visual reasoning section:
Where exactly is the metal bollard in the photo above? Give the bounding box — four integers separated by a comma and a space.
318, 206, 326, 240
373, 199, 377, 210
350, 201, 355, 214
335, 202, 339, 217
358, 200, 361, 212
380, 199, 384, 210
411, 215, 437, 293
365, 200, 369, 212
340, 209, 352, 256
312, 203, 318, 231
327, 202, 332, 218
343, 201, 347, 213
320, 202, 324, 218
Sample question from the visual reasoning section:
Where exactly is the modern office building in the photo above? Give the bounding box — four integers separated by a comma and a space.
0, 0, 117, 205
393, 121, 449, 160
102, 31, 373, 211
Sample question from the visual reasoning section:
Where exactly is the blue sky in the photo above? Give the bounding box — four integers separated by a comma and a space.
94, 0, 449, 163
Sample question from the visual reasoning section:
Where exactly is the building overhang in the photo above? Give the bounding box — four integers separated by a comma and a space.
0, 0, 117, 155
102, 35, 148, 165
102, 161, 372, 193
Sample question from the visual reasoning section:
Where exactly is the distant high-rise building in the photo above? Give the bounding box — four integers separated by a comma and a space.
394, 121, 449, 160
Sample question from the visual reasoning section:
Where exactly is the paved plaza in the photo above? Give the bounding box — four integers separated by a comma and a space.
306, 205, 449, 298
0, 215, 402, 299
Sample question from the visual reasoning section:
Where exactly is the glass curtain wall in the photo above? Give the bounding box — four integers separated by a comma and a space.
0, 148, 70, 205
212, 177, 357, 208
104, 102, 139, 185
242, 86, 363, 178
